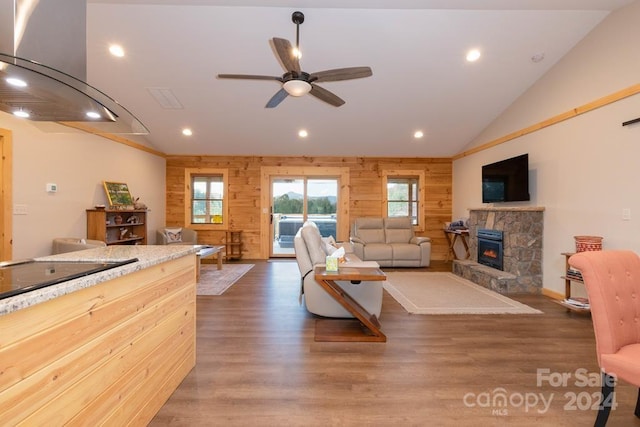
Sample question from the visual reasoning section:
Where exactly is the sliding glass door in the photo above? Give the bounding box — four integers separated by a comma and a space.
271, 177, 338, 257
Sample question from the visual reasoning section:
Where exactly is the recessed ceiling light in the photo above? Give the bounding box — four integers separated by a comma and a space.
109, 44, 125, 58
86, 111, 101, 119
298, 129, 308, 138
466, 49, 481, 62
6, 77, 27, 87
414, 130, 424, 139
182, 128, 193, 136
531, 53, 545, 63
13, 109, 29, 118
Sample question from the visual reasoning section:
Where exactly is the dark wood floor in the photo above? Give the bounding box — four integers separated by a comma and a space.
150, 260, 640, 426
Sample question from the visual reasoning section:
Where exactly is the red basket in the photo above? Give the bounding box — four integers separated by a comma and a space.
574, 235, 603, 252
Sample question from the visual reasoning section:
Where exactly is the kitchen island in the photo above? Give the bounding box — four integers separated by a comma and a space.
0, 245, 198, 425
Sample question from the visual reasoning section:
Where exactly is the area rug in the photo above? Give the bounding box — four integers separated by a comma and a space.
383, 272, 542, 314
197, 264, 254, 296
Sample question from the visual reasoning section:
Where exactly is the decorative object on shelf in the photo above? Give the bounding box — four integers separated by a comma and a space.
103, 181, 134, 207
126, 215, 139, 224
574, 235, 603, 252
133, 197, 147, 210
94, 204, 106, 210
561, 297, 589, 310
114, 214, 123, 225
446, 219, 468, 231
120, 227, 128, 240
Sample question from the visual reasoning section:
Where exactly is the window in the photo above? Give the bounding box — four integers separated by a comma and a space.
382, 170, 425, 230
184, 168, 228, 229
387, 177, 418, 224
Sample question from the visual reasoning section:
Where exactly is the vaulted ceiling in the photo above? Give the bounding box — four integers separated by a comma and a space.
85, 0, 634, 157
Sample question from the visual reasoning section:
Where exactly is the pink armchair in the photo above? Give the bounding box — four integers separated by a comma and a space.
569, 250, 640, 426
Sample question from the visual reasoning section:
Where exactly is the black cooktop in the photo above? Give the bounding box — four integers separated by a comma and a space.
0, 258, 138, 300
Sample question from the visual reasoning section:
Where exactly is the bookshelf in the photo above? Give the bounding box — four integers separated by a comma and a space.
225, 230, 243, 260
87, 209, 147, 246
556, 252, 590, 313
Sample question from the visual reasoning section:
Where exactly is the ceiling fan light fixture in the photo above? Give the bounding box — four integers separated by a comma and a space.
13, 109, 30, 118
283, 79, 311, 97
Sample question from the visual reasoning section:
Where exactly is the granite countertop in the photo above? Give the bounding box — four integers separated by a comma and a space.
0, 245, 199, 316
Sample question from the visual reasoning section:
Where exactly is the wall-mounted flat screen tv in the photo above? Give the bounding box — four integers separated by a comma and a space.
482, 154, 530, 203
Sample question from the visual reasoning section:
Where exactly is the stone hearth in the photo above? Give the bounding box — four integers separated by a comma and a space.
453, 207, 544, 294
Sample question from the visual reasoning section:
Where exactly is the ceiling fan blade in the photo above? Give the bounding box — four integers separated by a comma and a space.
218, 74, 282, 81
310, 67, 372, 83
309, 84, 345, 107
272, 38, 300, 74
266, 88, 289, 108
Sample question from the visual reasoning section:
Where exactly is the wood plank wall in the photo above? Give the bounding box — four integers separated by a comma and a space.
166, 156, 452, 261
0, 255, 197, 425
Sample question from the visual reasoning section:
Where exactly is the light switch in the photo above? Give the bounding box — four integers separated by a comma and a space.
13, 204, 28, 215
46, 183, 58, 193
622, 208, 631, 221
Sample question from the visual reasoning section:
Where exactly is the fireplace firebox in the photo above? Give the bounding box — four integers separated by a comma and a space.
477, 229, 504, 270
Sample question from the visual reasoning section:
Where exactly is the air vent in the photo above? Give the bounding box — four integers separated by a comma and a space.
147, 87, 183, 109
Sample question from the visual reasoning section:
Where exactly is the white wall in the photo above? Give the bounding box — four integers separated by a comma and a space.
453, 1, 640, 296
1, 112, 166, 258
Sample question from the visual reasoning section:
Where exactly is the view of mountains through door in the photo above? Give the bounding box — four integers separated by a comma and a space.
271, 177, 338, 257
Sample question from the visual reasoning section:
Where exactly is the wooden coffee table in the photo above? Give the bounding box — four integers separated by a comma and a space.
195, 245, 225, 280
313, 266, 387, 342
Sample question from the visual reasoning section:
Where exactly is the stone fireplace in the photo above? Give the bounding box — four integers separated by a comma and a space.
453, 207, 544, 294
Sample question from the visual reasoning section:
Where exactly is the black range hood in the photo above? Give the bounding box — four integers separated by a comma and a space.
0, 0, 148, 134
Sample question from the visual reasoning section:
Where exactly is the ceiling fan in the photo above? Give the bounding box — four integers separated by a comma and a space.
218, 11, 372, 108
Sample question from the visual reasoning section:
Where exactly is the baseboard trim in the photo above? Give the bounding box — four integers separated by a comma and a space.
542, 288, 564, 300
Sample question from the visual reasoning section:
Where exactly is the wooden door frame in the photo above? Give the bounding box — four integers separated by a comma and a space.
260, 166, 350, 259
0, 128, 13, 261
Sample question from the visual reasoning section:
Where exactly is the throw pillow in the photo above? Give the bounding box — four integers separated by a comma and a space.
321, 236, 338, 255
165, 227, 183, 243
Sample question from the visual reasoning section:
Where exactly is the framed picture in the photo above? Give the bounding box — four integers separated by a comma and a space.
103, 181, 134, 206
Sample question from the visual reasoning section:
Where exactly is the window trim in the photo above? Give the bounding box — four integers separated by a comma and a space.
184, 168, 229, 230
382, 169, 425, 232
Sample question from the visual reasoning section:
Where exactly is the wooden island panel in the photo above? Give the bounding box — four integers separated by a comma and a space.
0, 254, 197, 425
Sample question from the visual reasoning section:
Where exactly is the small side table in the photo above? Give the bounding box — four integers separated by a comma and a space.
444, 229, 470, 261
314, 266, 387, 342
225, 230, 243, 260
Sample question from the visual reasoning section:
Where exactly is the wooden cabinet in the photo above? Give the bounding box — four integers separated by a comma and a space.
557, 252, 590, 313
0, 253, 196, 424
225, 230, 243, 260
87, 209, 147, 245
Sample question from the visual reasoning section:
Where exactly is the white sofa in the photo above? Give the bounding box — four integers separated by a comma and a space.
294, 221, 383, 318
350, 217, 431, 267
